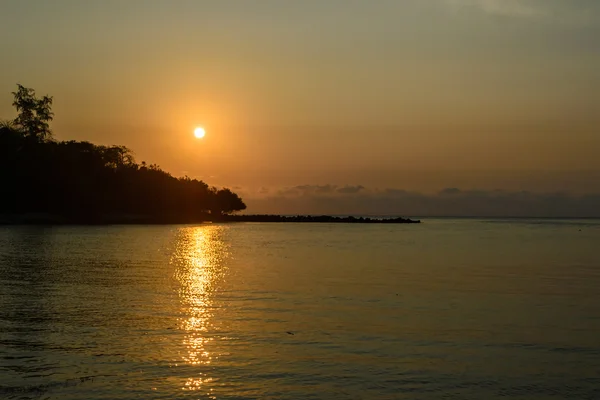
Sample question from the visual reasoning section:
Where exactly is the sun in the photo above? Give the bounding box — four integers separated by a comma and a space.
194, 127, 206, 139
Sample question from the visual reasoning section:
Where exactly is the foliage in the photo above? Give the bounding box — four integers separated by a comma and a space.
0, 86, 246, 222
11, 84, 54, 141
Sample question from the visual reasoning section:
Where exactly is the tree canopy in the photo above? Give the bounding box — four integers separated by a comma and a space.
1, 85, 246, 223
11, 84, 54, 141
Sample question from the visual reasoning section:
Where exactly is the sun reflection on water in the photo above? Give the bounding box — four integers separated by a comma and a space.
172, 226, 229, 392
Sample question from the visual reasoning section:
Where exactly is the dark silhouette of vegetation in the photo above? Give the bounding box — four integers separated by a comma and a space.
1, 84, 246, 223
12, 84, 54, 141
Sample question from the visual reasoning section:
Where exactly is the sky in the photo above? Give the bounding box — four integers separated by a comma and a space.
1, 0, 599, 215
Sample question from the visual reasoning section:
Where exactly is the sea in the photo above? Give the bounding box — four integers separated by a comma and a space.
1, 218, 599, 399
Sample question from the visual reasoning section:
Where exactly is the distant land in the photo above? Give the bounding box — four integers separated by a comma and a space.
221, 214, 420, 224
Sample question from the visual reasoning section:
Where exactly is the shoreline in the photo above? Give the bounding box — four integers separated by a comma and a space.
0, 213, 420, 225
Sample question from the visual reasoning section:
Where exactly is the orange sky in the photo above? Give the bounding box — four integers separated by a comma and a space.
1, 1, 599, 213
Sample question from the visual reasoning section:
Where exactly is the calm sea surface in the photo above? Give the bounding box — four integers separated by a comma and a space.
1, 219, 599, 399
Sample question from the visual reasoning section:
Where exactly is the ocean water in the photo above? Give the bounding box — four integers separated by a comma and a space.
0, 219, 599, 399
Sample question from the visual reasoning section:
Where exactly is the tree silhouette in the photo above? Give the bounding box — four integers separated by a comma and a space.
0, 84, 247, 222
213, 188, 246, 215
11, 84, 54, 142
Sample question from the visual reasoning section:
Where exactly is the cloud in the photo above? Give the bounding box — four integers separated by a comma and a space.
445, 0, 600, 24
337, 185, 365, 194
446, 0, 543, 17
439, 187, 462, 196
384, 188, 409, 196
277, 184, 337, 196
244, 185, 600, 217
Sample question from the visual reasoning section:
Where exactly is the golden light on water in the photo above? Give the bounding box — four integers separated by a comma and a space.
173, 226, 229, 393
